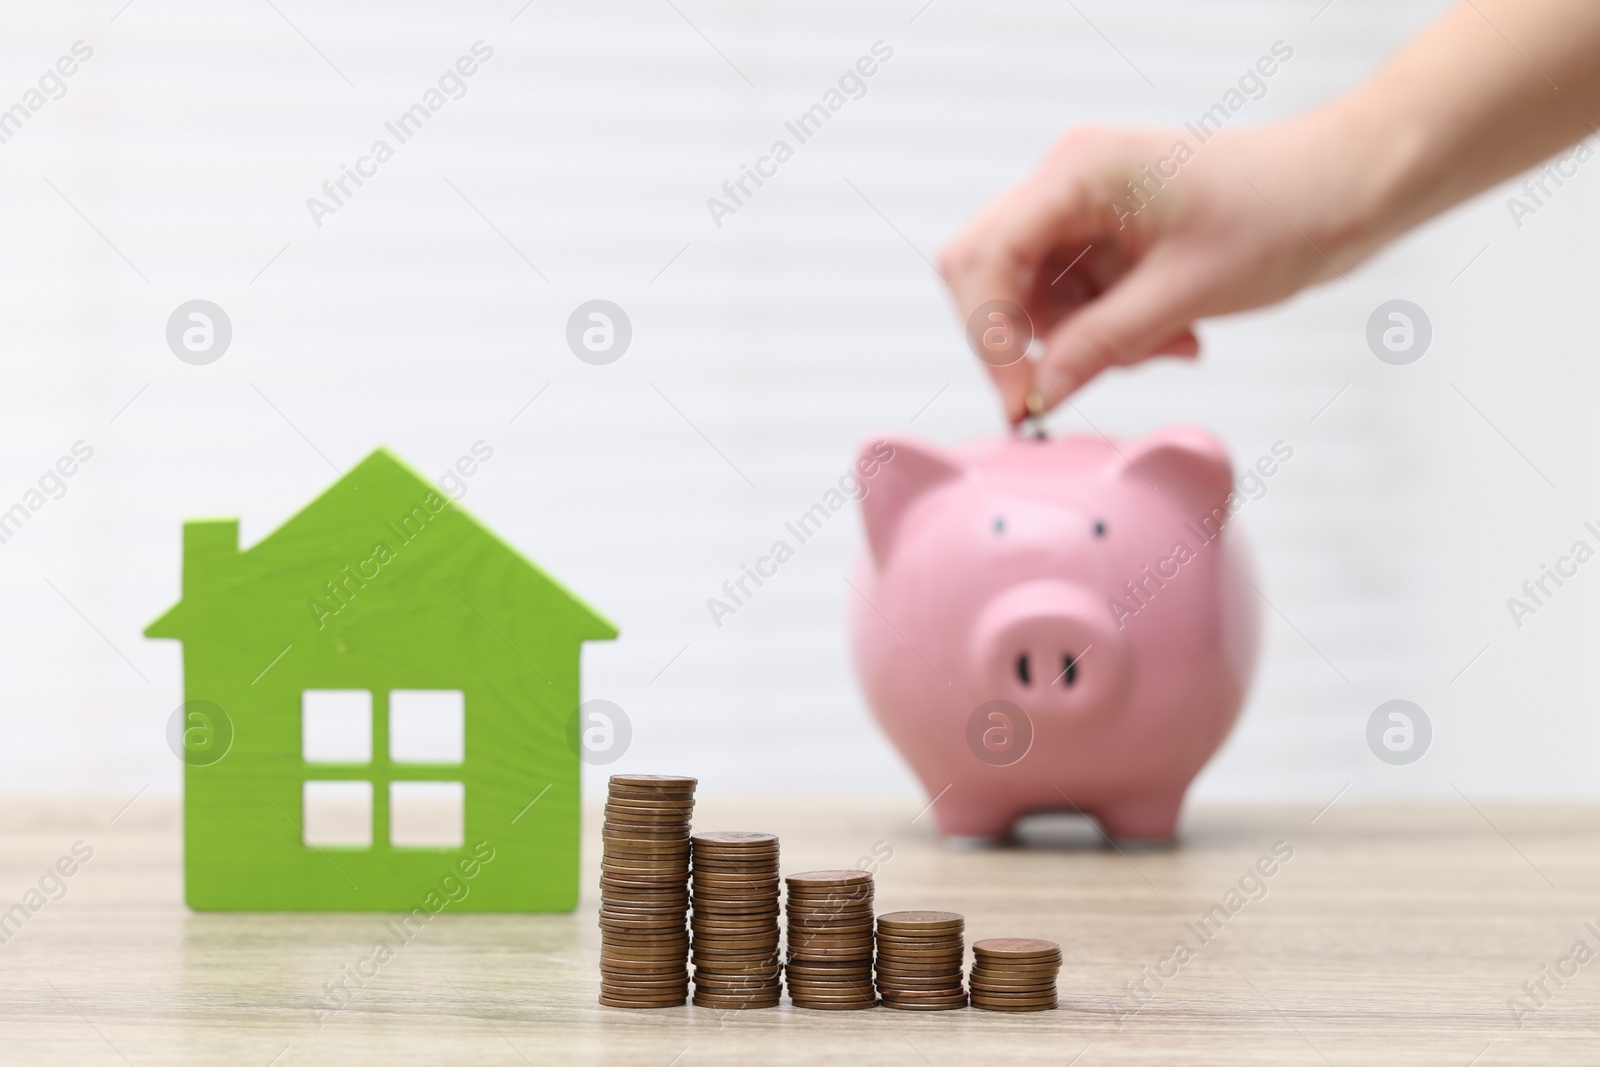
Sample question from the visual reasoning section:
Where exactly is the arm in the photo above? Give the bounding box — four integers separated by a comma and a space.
940, 0, 1600, 422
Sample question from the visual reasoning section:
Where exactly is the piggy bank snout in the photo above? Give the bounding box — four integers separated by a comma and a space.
971, 582, 1129, 721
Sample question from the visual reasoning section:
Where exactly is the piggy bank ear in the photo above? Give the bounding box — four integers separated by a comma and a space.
1114, 427, 1233, 519
857, 436, 963, 569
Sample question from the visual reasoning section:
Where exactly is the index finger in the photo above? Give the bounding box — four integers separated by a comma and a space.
940, 162, 1109, 422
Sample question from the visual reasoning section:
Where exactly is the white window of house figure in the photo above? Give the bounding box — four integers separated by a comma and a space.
388, 690, 465, 847
389, 690, 465, 763
390, 781, 464, 847
301, 690, 372, 763
303, 781, 372, 847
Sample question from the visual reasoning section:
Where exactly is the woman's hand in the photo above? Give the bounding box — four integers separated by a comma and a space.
939, 119, 1378, 422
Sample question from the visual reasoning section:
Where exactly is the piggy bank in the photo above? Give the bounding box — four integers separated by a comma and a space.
849, 428, 1260, 843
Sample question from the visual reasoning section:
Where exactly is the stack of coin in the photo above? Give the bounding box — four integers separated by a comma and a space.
783, 870, 877, 1010
689, 832, 782, 1009
598, 774, 697, 1008
969, 938, 1062, 1011
874, 911, 967, 1010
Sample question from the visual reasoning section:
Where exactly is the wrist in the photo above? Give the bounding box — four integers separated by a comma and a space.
1288, 96, 1437, 267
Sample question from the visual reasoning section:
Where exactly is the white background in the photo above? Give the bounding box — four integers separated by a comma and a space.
0, 0, 1594, 803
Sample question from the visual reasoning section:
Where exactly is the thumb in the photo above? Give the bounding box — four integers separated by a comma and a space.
1031, 257, 1204, 407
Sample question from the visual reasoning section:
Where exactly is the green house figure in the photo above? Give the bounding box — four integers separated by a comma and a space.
145, 447, 616, 911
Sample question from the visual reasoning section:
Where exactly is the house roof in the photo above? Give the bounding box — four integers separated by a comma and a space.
145, 446, 617, 642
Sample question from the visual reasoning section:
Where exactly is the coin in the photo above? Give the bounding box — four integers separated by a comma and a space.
692, 966, 781, 980
692, 924, 778, 937
785, 870, 872, 888
876, 959, 963, 973
602, 801, 692, 818
602, 867, 692, 883
877, 910, 964, 932
601, 845, 692, 861
602, 861, 690, 876
971, 996, 1058, 1011
789, 997, 877, 1010
693, 830, 776, 846
692, 964, 783, 979
969, 982, 1056, 996
787, 932, 876, 945
693, 994, 781, 1009
785, 959, 873, 974
785, 888, 873, 901
693, 931, 778, 946
694, 953, 780, 972
599, 911, 686, 926
780, 979, 870, 991
786, 984, 877, 997
598, 959, 689, 971
602, 948, 692, 964
870, 947, 953, 966
610, 773, 697, 789
970, 966, 1060, 982
599, 904, 686, 919
881, 990, 967, 1005
969, 984, 1060, 998
693, 976, 780, 989
689, 891, 780, 907
969, 966, 1059, 981
692, 869, 779, 882
788, 922, 875, 935
971, 938, 1060, 960
875, 972, 966, 988
597, 880, 690, 894
875, 929, 963, 942
882, 999, 967, 1011
603, 931, 689, 946
599, 995, 687, 1009
690, 871, 776, 882
691, 918, 778, 932
788, 912, 874, 926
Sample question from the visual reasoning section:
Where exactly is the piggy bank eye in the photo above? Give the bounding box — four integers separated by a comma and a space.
1093, 520, 1106, 538
993, 517, 1006, 535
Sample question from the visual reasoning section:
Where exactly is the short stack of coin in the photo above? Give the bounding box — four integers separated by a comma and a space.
874, 911, 967, 1010
783, 870, 877, 1010
689, 832, 782, 1009
598, 774, 697, 1008
969, 938, 1062, 1011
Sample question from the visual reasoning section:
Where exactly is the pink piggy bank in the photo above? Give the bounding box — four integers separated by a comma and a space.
849, 428, 1260, 844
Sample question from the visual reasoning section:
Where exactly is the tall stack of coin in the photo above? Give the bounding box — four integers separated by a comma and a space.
783, 870, 877, 1010
689, 832, 781, 1009
874, 911, 967, 1010
598, 774, 697, 1009
969, 938, 1062, 1011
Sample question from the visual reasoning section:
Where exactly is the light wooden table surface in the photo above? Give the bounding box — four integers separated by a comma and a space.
2, 793, 1598, 1065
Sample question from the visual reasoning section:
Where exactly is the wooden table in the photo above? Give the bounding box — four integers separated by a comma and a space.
3, 794, 1597, 1065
